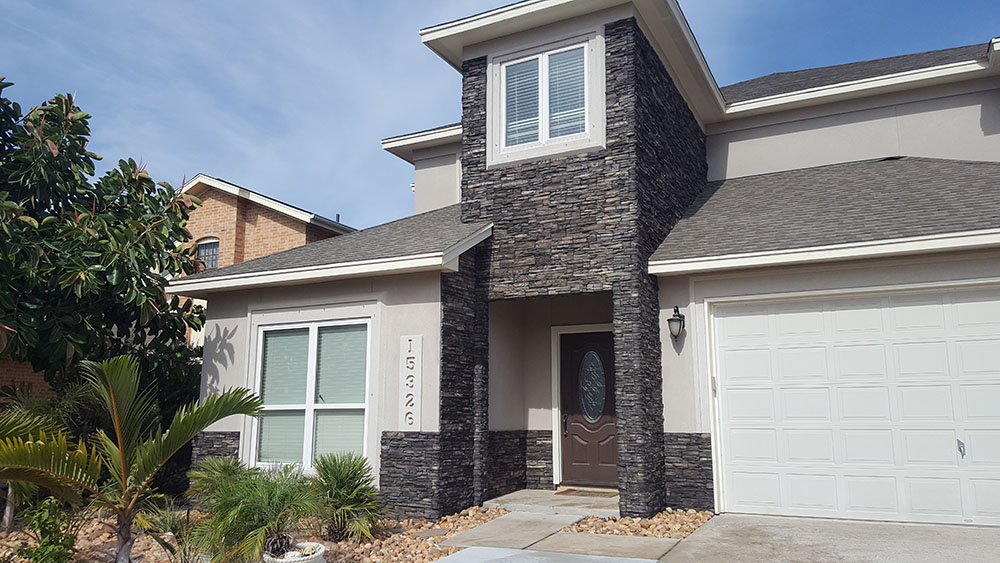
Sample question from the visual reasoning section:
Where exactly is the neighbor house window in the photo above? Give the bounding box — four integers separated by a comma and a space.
488, 30, 605, 166
196, 238, 219, 270
254, 321, 369, 467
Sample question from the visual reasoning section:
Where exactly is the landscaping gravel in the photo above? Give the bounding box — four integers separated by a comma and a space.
562, 508, 713, 539
0, 506, 509, 562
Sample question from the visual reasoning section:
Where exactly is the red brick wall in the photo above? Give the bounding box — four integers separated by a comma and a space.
0, 359, 55, 399
239, 200, 309, 262
186, 189, 240, 268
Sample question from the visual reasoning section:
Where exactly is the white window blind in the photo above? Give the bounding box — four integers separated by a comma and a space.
255, 322, 369, 466
504, 58, 540, 146
548, 47, 586, 138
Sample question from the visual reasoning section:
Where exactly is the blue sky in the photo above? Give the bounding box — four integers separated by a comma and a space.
3, 1, 998, 229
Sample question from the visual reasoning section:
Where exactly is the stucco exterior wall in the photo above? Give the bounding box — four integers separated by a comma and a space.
707, 77, 1000, 181
413, 143, 461, 214
198, 272, 442, 478
488, 293, 613, 432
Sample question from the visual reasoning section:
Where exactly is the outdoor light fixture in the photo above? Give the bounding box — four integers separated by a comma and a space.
668, 306, 685, 341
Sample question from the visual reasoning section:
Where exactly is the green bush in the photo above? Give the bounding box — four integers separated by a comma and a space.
146, 499, 200, 563
191, 464, 320, 562
313, 452, 386, 542
13, 497, 83, 563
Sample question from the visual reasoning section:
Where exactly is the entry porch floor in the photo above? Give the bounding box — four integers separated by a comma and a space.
484, 488, 621, 518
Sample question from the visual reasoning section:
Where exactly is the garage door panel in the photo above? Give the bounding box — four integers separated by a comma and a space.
777, 347, 829, 381
785, 429, 835, 463
843, 430, 895, 464
781, 388, 832, 422
845, 475, 899, 513
894, 341, 950, 379
838, 387, 892, 421
956, 339, 1000, 377
963, 385, 1000, 420
898, 386, 955, 421
716, 285, 1000, 525
901, 430, 960, 465
835, 344, 888, 379
905, 477, 964, 516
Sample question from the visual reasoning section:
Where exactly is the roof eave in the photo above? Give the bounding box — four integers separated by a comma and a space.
649, 228, 1000, 276
166, 223, 492, 297
381, 124, 463, 163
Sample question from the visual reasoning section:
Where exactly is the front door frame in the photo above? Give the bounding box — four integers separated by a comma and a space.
550, 323, 614, 486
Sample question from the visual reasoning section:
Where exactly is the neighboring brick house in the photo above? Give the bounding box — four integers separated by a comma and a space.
170, 0, 1000, 527
0, 175, 351, 395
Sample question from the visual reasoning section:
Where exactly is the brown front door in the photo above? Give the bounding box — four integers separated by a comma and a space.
560, 331, 617, 486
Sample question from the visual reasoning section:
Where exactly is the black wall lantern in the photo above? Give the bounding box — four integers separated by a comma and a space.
668, 306, 686, 341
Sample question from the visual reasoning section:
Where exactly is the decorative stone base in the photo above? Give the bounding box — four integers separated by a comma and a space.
487, 431, 526, 499
664, 432, 714, 511
379, 432, 444, 520
526, 431, 556, 490
191, 431, 240, 466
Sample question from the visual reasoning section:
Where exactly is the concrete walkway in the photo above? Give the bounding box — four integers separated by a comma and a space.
441, 512, 679, 561
661, 514, 1000, 563
484, 489, 621, 518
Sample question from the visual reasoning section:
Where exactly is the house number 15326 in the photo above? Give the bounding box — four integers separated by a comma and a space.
399, 335, 422, 431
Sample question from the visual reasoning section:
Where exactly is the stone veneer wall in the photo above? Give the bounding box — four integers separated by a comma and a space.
380, 245, 491, 519
486, 431, 527, 499
664, 433, 714, 510
190, 431, 240, 466
459, 18, 706, 517
526, 431, 555, 490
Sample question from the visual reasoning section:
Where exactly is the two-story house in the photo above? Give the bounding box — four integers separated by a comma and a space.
168, 0, 1000, 525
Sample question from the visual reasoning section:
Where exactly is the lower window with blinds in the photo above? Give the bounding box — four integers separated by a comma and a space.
253, 320, 370, 467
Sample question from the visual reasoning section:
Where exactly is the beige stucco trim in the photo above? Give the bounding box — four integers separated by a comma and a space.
166, 224, 493, 296
649, 228, 1000, 276
381, 124, 463, 163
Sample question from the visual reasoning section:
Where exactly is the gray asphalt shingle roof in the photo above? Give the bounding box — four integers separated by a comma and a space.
183, 204, 488, 280
721, 43, 990, 103
652, 157, 1000, 262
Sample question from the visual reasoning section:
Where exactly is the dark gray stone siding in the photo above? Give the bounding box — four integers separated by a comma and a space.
380, 432, 443, 519
526, 430, 555, 490
190, 431, 239, 466
664, 433, 715, 511
486, 431, 527, 499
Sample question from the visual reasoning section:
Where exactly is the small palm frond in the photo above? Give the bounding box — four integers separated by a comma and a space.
187, 456, 259, 501
131, 387, 262, 491
0, 431, 104, 504
0, 412, 56, 441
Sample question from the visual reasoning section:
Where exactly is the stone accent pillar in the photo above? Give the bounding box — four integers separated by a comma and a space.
613, 275, 668, 517
190, 431, 240, 466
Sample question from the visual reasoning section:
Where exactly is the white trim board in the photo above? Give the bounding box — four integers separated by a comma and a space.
182, 174, 354, 234
649, 228, 1000, 276
549, 323, 614, 486
166, 223, 493, 296
381, 124, 463, 163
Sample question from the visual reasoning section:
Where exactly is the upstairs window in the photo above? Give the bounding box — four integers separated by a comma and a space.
488, 31, 605, 166
196, 238, 219, 270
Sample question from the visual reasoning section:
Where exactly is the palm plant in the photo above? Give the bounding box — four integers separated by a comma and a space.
0, 411, 55, 531
186, 455, 260, 500
0, 355, 262, 563
312, 452, 385, 542
146, 499, 200, 563
192, 464, 320, 562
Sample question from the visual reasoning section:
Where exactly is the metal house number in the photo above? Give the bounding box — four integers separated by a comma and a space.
399, 335, 422, 431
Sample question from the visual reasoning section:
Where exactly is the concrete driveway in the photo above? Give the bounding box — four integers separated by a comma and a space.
662, 514, 998, 563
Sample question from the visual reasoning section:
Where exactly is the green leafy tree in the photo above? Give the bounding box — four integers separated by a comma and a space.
0, 356, 262, 563
0, 77, 204, 391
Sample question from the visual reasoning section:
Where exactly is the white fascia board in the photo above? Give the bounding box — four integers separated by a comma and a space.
381, 124, 463, 163
649, 228, 1000, 276
166, 224, 493, 296
182, 175, 355, 234
723, 58, 998, 119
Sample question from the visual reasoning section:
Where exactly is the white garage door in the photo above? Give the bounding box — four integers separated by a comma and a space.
714, 285, 1000, 525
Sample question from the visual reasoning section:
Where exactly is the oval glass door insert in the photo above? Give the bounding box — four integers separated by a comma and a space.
579, 350, 607, 422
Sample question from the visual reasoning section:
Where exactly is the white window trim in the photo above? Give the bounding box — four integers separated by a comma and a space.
487, 29, 606, 167
247, 317, 373, 472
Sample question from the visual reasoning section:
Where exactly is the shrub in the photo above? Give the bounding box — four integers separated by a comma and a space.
146, 499, 200, 563
13, 497, 83, 563
192, 465, 320, 562
312, 452, 386, 542
187, 456, 260, 501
